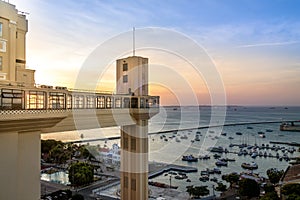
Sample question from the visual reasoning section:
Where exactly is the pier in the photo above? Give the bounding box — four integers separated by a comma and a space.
66, 120, 296, 144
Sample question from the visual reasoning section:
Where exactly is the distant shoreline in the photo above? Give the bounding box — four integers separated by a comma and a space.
65, 120, 294, 144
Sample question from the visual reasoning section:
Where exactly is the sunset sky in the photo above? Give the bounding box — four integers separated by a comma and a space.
11, 0, 300, 106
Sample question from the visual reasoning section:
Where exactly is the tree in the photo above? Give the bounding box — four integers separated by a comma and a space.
281, 183, 300, 199
41, 139, 63, 154
260, 184, 279, 200
267, 168, 284, 184
186, 185, 209, 198
193, 186, 209, 198
222, 173, 239, 187
286, 193, 300, 200
186, 185, 194, 198
238, 178, 260, 198
215, 182, 227, 192
69, 162, 94, 186
260, 191, 280, 200
49, 144, 72, 164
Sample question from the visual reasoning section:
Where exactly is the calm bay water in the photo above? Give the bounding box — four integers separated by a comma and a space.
42, 106, 300, 193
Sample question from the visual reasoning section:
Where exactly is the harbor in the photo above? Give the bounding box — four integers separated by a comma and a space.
41, 106, 300, 199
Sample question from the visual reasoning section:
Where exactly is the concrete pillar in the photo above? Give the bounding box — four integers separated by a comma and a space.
0, 132, 18, 200
0, 131, 41, 200
120, 120, 149, 200
17, 131, 41, 200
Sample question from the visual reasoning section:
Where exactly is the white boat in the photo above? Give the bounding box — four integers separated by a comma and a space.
251, 152, 258, 158
241, 162, 258, 170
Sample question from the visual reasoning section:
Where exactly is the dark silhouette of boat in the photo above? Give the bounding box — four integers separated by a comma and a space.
182, 155, 198, 162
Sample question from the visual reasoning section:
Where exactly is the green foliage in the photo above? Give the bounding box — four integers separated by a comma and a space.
186, 185, 209, 198
41, 139, 63, 154
263, 184, 275, 193
281, 183, 300, 199
49, 144, 72, 164
71, 194, 85, 200
222, 173, 239, 186
286, 193, 300, 200
239, 178, 260, 198
215, 182, 227, 192
68, 162, 94, 186
266, 168, 284, 184
260, 191, 279, 200
78, 145, 95, 160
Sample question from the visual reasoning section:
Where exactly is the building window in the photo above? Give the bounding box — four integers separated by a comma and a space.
115, 97, 121, 108
1, 89, 24, 110
123, 97, 130, 108
73, 95, 84, 109
106, 96, 112, 108
131, 178, 136, 191
140, 98, 145, 108
124, 176, 128, 188
123, 63, 128, 71
49, 92, 65, 109
67, 95, 72, 109
131, 138, 136, 151
123, 75, 128, 83
123, 137, 128, 149
97, 96, 105, 109
86, 96, 95, 108
0, 56, 2, 71
0, 23, 2, 37
26, 91, 45, 109
131, 97, 138, 108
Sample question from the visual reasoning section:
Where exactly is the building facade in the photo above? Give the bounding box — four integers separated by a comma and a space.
0, 0, 35, 87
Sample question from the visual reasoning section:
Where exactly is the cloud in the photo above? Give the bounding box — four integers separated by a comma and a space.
235, 41, 300, 48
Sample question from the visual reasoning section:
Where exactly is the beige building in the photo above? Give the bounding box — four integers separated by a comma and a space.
117, 56, 151, 200
0, 0, 35, 87
0, 1, 159, 200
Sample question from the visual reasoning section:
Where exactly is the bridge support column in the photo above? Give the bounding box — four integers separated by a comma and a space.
120, 120, 149, 200
0, 131, 41, 200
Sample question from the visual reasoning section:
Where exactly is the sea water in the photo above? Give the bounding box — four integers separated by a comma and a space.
41, 106, 300, 193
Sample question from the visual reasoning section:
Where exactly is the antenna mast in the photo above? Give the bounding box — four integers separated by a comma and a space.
133, 27, 135, 56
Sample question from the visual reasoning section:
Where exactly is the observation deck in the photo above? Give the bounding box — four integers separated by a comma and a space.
0, 84, 159, 133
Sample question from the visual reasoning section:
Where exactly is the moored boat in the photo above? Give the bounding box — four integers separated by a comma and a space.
280, 121, 300, 132
215, 160, 228, 167
241, 162, 258, 170
182, 155, 198, 162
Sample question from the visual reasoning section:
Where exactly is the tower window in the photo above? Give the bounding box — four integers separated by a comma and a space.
123, 137, 128, 149
131, 178, 136, 191
123, 63, 128, 71
131, 138, 136, 151
0, 56, 2, 71
124, 176, 128, 188
123, 75, 128, 83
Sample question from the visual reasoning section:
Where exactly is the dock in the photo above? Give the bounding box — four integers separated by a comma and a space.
65, 120, 297, 144
270, 141, 300, 147
148, 162, 198, 179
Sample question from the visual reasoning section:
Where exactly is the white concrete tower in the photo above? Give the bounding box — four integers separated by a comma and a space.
116, 56, 150, 200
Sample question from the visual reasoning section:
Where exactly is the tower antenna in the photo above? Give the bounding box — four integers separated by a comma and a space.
133, 27, 135, 56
